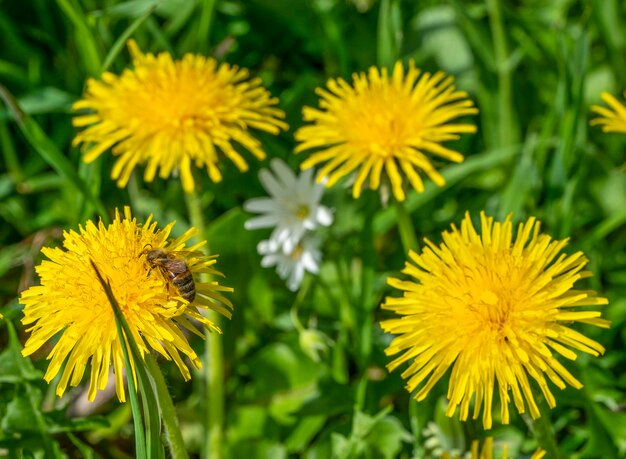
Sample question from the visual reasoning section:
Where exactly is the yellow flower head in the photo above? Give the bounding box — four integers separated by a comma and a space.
294, 61, 478, 201
19, 207, 233, 402
381, 212, 609, 429
590, 91, 626, 134
72, 40, 288, 193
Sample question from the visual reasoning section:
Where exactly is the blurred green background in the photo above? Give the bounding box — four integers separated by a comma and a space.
1, 0, 626, 457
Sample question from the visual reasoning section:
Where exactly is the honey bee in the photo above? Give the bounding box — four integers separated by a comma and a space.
142, 246, 196, 303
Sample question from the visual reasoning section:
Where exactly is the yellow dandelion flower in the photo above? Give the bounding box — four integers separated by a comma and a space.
294, 61, 478, 201
441, 438, 545, 459
72, 40, 288, 193
381, 212, 609, 429
590, 91, 626, 133
19, 207, 233, 402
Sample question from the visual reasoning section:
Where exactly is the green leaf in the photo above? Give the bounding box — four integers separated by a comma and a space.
46, 414, 109, 434
411, 6, 473, 73
297, 377, 353, 418
246, 274, 275, 325
365, 416, 412, 459
229, 439, 287, 459
0, 85, 108, 221
330, 432, 356, 459
206, 207, 256, 255
1, 392, 42, 433
228, 405, 268, 444
0, 323, 42, 383
245, 342, 321, 424
284, 415, 326, 453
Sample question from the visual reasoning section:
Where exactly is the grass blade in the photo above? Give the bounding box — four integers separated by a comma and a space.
55, 0, 101, 75
100, 2, 158, 73
91, 261, 164, 459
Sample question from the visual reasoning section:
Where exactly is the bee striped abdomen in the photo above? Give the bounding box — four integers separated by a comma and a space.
172, 272, 196, 302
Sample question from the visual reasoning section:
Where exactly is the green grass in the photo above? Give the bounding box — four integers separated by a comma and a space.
1, 0, 626, 458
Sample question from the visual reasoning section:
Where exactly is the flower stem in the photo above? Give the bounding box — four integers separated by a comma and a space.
205, 320, 224, 458
532, 401, 561, 459
184, 189, 224, 459
486, 0, 516, 148
393, 199, 419, 254
145, 354, 189, 459
355, 195, 377, 412
197, 0, 217, 53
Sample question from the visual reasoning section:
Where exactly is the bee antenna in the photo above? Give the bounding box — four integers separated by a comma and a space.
140, 243, 153, 257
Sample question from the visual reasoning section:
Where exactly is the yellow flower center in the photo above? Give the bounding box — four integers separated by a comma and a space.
295, 204, 310, 220
342, 95, 416, 159
290, 244, 303, 260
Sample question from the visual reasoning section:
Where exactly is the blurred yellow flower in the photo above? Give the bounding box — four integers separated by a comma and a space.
441, 438, 545, 459
73, 40, 288, 193
19, 207, 233, 402
591, 91, 626, 133
294, 61, 477, 201
381, 212, 609, 429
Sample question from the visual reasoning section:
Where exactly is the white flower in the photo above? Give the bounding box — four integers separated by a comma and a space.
244, 158, 333, 253
258, 236, 321, 291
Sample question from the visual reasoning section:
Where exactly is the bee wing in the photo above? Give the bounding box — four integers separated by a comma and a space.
166, 249, 207, 259
164, 258, 189, 274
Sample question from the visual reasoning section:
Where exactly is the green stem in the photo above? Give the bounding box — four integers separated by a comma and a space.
486, 0, 515, 148
532, 401, 561, 459
355, 196, 377, 412
184, 189, 223, 459
205, 316, 224, 459
393, 199, 419, 254
197, 0, 217, 53
185, 190, 208, 248
376, 0, 401, 68
408, 399, 423, 459
145, 355, 189, 459
290, 276, 315, 333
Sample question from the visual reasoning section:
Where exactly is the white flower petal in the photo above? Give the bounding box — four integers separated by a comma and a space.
243, 197, 278, 213
270, 158, 298, 190
270, 227, 290, 248
259, 168, 287, 199
260, 255, 278, 268
309, 184, 325, 207
282, 237, 296, 254
315, 206, 333, 226
298, 167, 314, 190
245, 215, 279, 230
301, 252, 320, 274
287, 265, 304, 291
